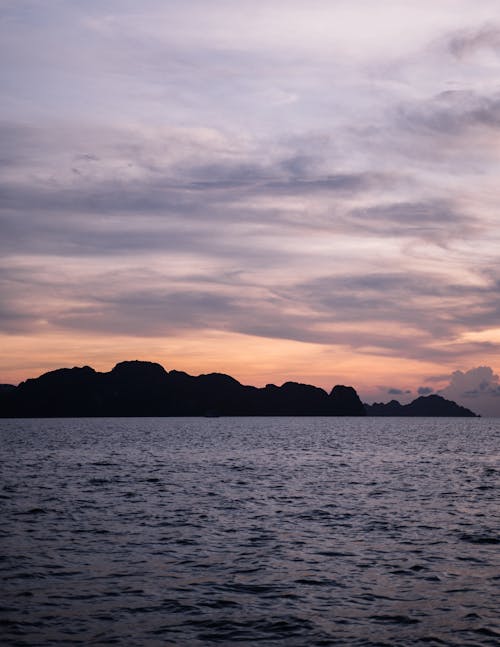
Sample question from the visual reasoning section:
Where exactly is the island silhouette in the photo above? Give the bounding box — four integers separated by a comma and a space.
0, 360, 478, 418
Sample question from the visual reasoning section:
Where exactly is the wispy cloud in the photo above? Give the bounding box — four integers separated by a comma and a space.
448, 24, 500, 58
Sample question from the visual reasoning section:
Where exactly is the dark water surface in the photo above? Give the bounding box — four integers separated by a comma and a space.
1, 417, 499, 646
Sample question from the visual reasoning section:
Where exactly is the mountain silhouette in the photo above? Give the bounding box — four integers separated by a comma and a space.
0, 360, 366, 417
0, 361, 478, 417
364, 394, 477, 417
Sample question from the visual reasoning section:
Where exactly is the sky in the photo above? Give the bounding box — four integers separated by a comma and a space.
1, 0, 500, 415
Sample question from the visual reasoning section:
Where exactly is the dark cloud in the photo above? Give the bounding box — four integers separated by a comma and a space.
263, 174, 376, 196
34, 278, 326, 345
52, 290, 238, 337
448, 24, 500, 59
2, 238, 500, 365
0, 169, 379, 219
270, 271, 500, 361
0, 304, 37, 334
417, 386, 433, 395
291, 271, 477, 328
350, 201, 462, 226
388, 388, 411, 395
278, 153, 319, 177
398, 90, 500, 135
346, 200, 477, 243
0, 121, 391, 264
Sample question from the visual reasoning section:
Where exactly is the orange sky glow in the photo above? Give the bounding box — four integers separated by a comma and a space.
0, 329, 489, 407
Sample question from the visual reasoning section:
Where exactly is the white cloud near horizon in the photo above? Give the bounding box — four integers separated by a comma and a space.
438, 366, 500, 416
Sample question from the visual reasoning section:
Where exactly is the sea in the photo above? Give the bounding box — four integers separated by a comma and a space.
1, 417, 499, 646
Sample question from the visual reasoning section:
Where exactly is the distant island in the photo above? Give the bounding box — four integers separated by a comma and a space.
364, 395, 477, 417
0, 360, 478, 418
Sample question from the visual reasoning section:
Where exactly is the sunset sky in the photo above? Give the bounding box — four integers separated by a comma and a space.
2, 1, 500, 414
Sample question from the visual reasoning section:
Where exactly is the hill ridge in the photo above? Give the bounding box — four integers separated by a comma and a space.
0, 360, 477, 418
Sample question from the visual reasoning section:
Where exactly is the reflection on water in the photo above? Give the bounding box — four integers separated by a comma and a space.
1, 417, 499, 646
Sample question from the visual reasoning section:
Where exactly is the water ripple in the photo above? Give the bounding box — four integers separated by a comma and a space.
0, 416, 499, 646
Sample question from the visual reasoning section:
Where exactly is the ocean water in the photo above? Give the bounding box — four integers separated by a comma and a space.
0, 417, 499, 646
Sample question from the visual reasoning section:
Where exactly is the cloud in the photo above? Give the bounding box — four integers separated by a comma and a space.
441, 366, 500, 396
0, 121, 382, 217
388, 388, 411, 395
448, 24, 500, 59
417, 386, 434, 395
291, 271, 482, 333
3, 258, 498, 369
2, 2, 500, 390
438, 366, 500, 416
346, 200, 477, 244
397, 90, 500, 136
0, 115, 498, 365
